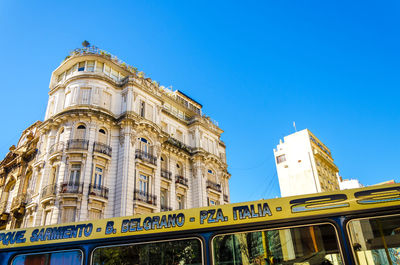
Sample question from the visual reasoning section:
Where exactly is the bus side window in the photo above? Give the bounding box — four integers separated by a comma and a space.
12, 250, 82, 265
348, 215, 400, 265
213, 224, 343, 265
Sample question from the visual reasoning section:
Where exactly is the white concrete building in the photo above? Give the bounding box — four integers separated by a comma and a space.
274, 129, 340, 197
0, 44, 230, 229
339, 178, 363, 190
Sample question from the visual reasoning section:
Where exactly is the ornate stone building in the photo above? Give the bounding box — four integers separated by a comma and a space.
0, 44, 230, 229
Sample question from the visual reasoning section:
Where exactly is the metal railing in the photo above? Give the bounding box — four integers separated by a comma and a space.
207, 180, 222, 192
93, 142, 112, 156
60, 182, 84, 194
49, 142, 64, 155
161, 204, 172, 212
135, 150, 157, 165
161, 169, 172, 180
175, 175, 188, 186
166, 137, 193, 153
66, 139, 89, 151
89, 184, 109, 199
133, 189, 157, 206
41, 184, 58, 199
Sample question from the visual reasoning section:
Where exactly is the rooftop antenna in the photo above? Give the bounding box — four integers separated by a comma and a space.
293, 121, 297, 132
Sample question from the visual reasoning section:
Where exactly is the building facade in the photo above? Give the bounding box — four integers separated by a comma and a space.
0, 45, 230, 229
274, 129, 339, 197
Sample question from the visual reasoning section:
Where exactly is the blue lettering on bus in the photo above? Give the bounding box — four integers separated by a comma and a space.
29, 223, 93, 243
200, 209, 228, 224
120, 214, 186, 233
0, 231, 26, 246
233, 203, 271, 220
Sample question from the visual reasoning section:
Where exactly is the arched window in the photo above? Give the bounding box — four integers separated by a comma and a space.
138, 137, 151, 154
76, 125, 86, 139
98, 128, 107, 144
207, 168, 216, 182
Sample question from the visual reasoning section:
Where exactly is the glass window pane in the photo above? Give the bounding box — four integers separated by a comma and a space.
12, 250, 82, 265
213, 224, 343, 265
348, 215, 400, 265
92, 238, 202, 265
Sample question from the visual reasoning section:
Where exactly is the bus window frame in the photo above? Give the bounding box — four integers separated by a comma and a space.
345, 213, 400, 265
9, 248, 84, 265
90, 236, 205, 265
210, 221, 345, 265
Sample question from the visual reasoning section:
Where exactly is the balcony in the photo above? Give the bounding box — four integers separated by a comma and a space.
207, 180, 222, 193
89, 184, 109, 199
223, 194, 229, 202
166, 137, 193, 154
161, 204, 172, 212
93, 142, 112, 157
161, 169, 172, 181
60, 182, 84, 194
133, 189, 157, 206
135, 150, 157, 165
41, 184, 57, 200
66, 139, 89, 151
48, 142, 64, 156
175, 176, 188, 187
11, 194, 27, 212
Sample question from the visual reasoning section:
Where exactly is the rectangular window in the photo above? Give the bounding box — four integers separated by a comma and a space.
92, 238, 202, 265
111, 68, 119, 80
94, 166, 103, 187
139, 174, 148, 194
78, 62, 85, 71
96, 61, 104, 72
79, 87, 91, 104
86, 60, 95, 72
102, 91, 112, 110
104, 64, 111, 76
140, 100, 145, 117
146, 104, 154, 121
69, 164, 81, 184
177, 194, 184, 209
88, 209, 101, 220
276, 154, 286, 164
43, 210, 52, 225
12, 250, 82, 265
348, 215, 400, 265
61, 207, 76, 223
72, 63, 78, 73
213, 224, 343, 265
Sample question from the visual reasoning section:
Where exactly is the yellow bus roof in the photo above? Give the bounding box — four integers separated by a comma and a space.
0, 183, 399, 249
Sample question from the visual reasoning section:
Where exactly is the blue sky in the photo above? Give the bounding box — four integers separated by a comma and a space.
0, 1, 399, 203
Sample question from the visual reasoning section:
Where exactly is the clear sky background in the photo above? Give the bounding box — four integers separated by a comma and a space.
0, 1, 399, 203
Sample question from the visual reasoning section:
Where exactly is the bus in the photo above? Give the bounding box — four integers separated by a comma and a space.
0, 183, 399, 265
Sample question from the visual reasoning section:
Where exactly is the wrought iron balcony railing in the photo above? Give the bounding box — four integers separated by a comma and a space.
161, 169, 172, 181
135, 150, 157, 165
175, 175, 188, 187
41, 184, 58, 199
89, 184, 109, 199
206, 180, 222, 192
67, 139, 89, 151
133, 189, 157, 206
93, 142, 112, 157
49, 142, 64, 155
60, 182, 84, 194
161, 204, 172, 212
